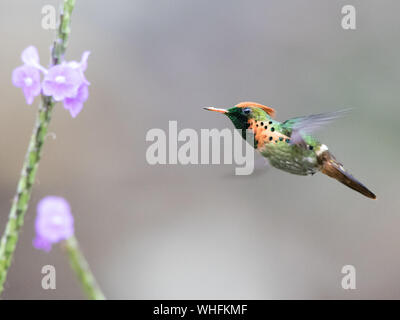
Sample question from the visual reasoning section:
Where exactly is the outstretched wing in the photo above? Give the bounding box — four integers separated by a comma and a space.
282, 109, 351, 145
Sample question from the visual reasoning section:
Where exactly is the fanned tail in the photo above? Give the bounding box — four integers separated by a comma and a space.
319, 152, 376, 199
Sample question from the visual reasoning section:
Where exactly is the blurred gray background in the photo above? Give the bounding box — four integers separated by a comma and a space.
0, 0, 399, 299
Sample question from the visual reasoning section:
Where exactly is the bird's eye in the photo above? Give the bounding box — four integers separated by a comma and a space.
243, 108, 251, 115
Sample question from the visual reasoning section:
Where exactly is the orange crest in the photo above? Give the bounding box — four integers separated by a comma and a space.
235, 101, 276, 118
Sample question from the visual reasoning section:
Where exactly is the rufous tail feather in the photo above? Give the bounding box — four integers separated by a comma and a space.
319, 152, 376, 199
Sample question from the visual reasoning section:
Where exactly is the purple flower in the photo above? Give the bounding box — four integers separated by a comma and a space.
68, 51, 91, 85
20, 46, 47, 73
12, 46, 46, 105
63, 83, 89, 118
21, 46, 39, 66
42, 64, 83, 101
61, 51, 91, 117
33, 236, 52, 252
12, 46, 90, 118
33, 196, 74, 252
12, 65, 41, 105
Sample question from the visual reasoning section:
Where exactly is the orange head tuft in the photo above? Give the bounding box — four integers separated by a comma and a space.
235, 102, 276, 118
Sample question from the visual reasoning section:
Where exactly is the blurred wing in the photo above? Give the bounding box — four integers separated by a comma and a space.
283, 109, 351, 145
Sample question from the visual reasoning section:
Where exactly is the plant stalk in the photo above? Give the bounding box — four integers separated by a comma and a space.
64, 236, 105, 300
0, 0, 76, 295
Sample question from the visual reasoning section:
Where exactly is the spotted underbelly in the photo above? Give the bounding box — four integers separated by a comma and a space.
248, 119, 290, 150
248, 119, 319, 175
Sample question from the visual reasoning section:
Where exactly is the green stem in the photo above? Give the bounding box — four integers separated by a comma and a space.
0, 0, 76, 295
64, 236, 105, 300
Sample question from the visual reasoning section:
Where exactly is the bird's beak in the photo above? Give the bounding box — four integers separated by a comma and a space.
203, 107, 228, 114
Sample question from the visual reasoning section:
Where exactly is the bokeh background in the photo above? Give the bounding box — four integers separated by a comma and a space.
0, 0, 399, 299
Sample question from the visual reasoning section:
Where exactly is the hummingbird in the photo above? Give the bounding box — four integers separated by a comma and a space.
204, 101, 376, 199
